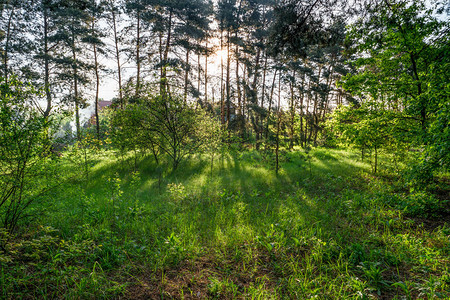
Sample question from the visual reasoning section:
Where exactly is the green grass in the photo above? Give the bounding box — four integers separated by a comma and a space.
1, 147, 449, 299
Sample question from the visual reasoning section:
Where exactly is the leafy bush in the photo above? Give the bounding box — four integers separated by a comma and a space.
111, 94, 221, 170
400, 192, 445, 218
0, 76, 51, 232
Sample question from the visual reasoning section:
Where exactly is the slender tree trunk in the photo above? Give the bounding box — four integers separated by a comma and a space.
289, 69, 296, 150
299, 72, 305, 148
226, 30, 231, 130
256, 7, 267, 148
311, 65, 322, 146
305, 79, 311, 146
235, 34, 242, 138
265, 68, 278, 140
220, 29, 224, 125
110, 1, 123, 107
43, 7, 52, 118
260, 52, 268, 141
321, 64, 334, 122
161, 10, 173, 96
158, 32, 163, 94
242, 55, 247, 138
136, 10, 141, 96
184, 48, 189, 102
42, 6, 52, 152
197, 52, 201, 98
275, 73, 282, 175
204, 40, 208, 103
409, 55, 425, 131
252, 47, 261, 149
71, 23, 81, 141
92, 18, 100, 139
3, 8, 15, 82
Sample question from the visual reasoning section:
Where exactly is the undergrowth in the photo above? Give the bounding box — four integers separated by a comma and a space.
1, 148, 449, 299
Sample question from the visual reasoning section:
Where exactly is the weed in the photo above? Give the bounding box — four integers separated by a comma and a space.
2, 148, 448, 299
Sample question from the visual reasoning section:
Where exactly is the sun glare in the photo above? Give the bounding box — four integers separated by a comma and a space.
211, 49, 228, 66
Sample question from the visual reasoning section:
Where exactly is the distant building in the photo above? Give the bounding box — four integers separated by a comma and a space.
98, 100, 112, 110
87, 100, 112, 126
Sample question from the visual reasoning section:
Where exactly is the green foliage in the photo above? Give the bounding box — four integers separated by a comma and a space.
66, 131, 101, 182
0, 76, 50, 232
1, 147, 449, 298
0, 226, 125, 298
327, 102, 411, 173
146, 94, 218, 170
111, 93, 222, 170
339, 0, 450, 183
409, 101, 450, 186
2, 0, 449, 297
167, 182, 187, 203
386, 192, 446, 218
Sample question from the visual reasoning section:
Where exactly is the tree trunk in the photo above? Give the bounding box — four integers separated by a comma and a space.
260, 52, 268, 143
204, 40, 208, 103
220, 29, 225, 125
110, 1, 123, 107
242, 55, 247, 138
92, 18, 100, 140
158, 32, 163, 95
266, 69, 278, 141
72, 25, 81, 141
235, 34, 242, 138
184, 48, 189, 102
43, 7, 52, 119
135, 10, 141, 96
252, 47, 261, 149
275, 72, 282, 175
321, 64, 334, 122
197, 52, 201, 99
299, 72, 305, 148
289, 69, 296, 150
305, 78, 312, 146
3, 8, 15, 82
311, 65, 322, 146
226, 30, 231, 130
42, 6, 52, 153
161, 10, 173, 96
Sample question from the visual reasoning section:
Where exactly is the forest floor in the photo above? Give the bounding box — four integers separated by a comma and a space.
1, 148, 449, 299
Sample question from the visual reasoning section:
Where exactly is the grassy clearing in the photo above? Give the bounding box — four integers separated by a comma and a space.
1, 148, 449, 299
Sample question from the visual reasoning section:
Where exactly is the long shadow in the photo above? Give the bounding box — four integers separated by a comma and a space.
73, 148, 376, 248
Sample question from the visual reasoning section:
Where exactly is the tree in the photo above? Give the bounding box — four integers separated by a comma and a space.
124, 0, 150, 98
340, 0, 450, 182
111, 88, 221, 171
0, 0, 33, 82
0, 76, 50, 233
148, 0, 213, 98
28, 0, 68, 122
268, 0, 346, 59
110, 102, 160, 170
106, 0, 125, 107
86, 0, 107, 139
328, 103, 409, 173
50, 0, 96, 141
145, 94, 217, 170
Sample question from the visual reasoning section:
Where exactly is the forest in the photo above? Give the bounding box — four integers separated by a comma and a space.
0, 0, 449, 298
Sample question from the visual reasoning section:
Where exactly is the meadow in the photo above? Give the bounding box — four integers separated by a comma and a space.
1, 147, 448, 299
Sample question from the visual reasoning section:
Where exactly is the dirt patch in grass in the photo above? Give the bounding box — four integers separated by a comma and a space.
409, 214, 450, 232
124, 251, 278, 299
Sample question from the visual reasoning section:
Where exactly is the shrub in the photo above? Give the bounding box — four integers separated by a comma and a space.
0, 76, 51, 233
